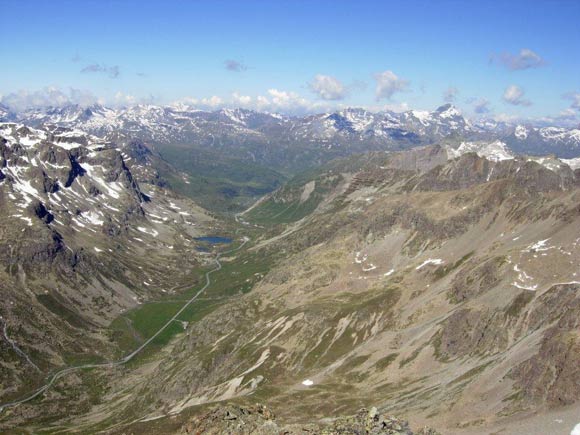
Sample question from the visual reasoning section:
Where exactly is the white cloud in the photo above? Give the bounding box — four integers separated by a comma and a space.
473, 98, 491, 114
503, 85, 532, 106
493, 112, 520, 123
364, 101, 410, 113
536, 108, 578, 126
443, 86, 459, 102
232, 92, 252, 105
114, 91, 137, 106
308, 74, 347, 100
176, 89, 343, 115
492, 48, 545, 71
563, 92, 580, 111
201, 96, 223, 107
556, 108, 578, 120
178, 96, 223, 109
1, 87, 101, 111
255, 95, 270, 111
374, 70, 409, 100
267, 89, 307, 108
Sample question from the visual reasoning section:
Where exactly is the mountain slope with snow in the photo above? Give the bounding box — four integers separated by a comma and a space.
0, 122, 216, 407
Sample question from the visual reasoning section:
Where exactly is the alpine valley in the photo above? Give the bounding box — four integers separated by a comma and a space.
1, 103, 580, 435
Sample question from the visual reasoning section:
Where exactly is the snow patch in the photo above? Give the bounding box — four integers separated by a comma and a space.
20, 216, 33, 226
416, 259, 444, 270
525, 239, 553, 252
362, 264, 377, 272
514, 125, 528, 140
138, 227, 159, 237
447, 140, 514, 162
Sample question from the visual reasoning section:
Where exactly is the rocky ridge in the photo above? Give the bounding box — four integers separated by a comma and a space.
12, 104, 580, 171
177, 404, 439, 435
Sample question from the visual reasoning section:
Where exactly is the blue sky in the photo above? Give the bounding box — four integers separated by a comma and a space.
1, 0, 579, 121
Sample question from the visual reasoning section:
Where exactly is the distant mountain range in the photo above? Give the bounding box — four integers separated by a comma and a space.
2, 103, 579, 168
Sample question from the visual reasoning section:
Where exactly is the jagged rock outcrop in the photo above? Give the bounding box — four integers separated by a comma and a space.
179, 405, 439, 435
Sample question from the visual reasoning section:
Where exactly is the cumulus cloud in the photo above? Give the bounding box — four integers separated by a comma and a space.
113, 91, 137, 106
363, 101, 410, 113
81, 63, 120, 78
443, 86, 459, 102
492, 48, 545, 71
224, 59, 247, 72
556, 108, 578, 121
308, 74, 347, 100
374, 70, 409, 100
232, 92, 252, 105
236, 88, 345, 114
493, 113, 520, 123
178, 95, 224, 109
1, 87, 100, 111
265, 89, 312, 112
502, 85, 532, 106
175, 88, 340, 115
473, 98, 491, 114
202, 96, 224, 107
563, 91, 580, 111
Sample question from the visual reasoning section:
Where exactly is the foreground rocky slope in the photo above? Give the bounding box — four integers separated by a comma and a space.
175, 404, 439, 435
85, 147, 580, 434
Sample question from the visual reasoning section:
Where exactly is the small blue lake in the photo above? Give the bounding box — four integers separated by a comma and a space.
194, 236, 233, 244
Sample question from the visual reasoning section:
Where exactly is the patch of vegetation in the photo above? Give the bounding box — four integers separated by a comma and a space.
505, 291, 534, 318
448, 361, 493, 386
375, 353, 399, 371
157, 144, 286, 214
430, 331, 451, 363
108, 244, 275, 361
246, 172, 342, 225
433, 251, 474, 280
399, 347, 421, 368
62, 352, 107, 366
335, 355, 370, 375
36, 294, 90, 329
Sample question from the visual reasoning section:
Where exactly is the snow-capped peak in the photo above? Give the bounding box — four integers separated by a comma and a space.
410, 110, 432, 125
447, 140, 514, 162
515, 124, 528, 140
433, 104, 461, 119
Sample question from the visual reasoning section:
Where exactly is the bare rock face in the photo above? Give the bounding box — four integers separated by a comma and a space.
510, 283, 580, 407
448, 256, 505, 303
180, 404, 278, 435
179, 404, 439, 435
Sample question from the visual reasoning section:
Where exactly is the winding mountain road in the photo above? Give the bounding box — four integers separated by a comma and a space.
0, 237, 248, 412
